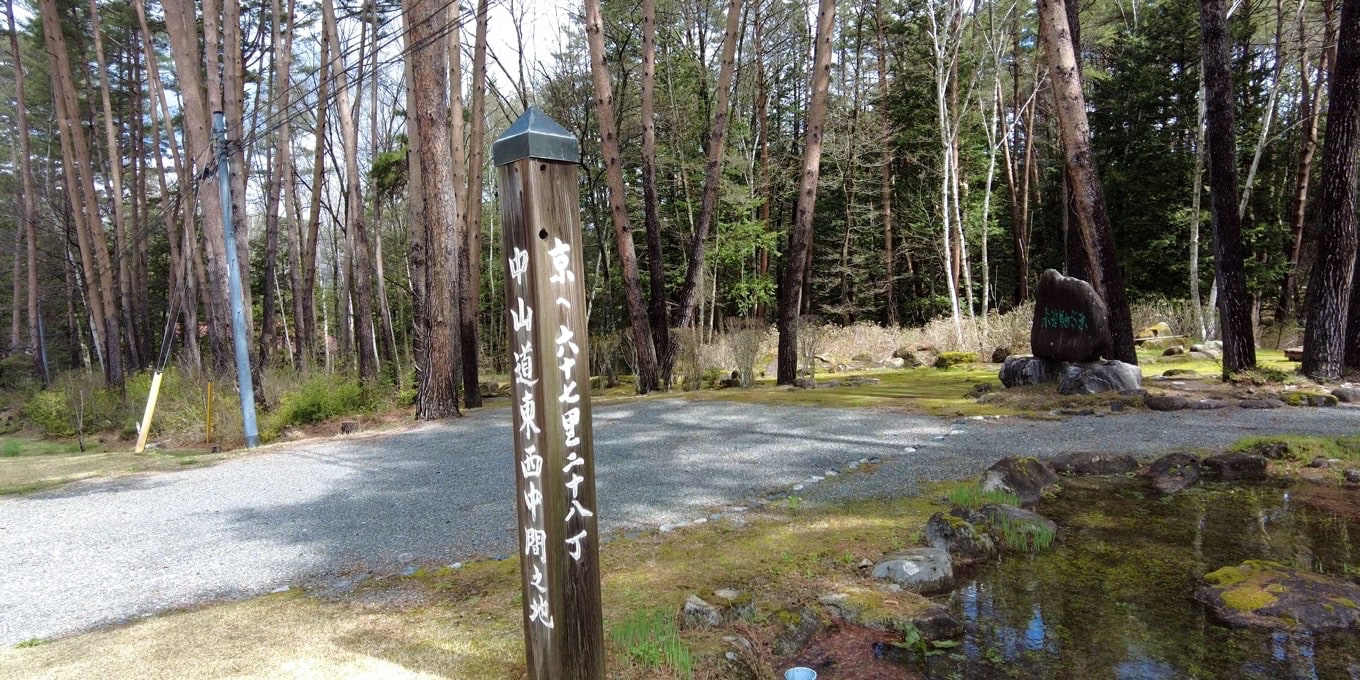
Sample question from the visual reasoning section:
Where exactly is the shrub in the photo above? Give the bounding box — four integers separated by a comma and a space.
267, 374, 372, 435
726, 318, 767, 387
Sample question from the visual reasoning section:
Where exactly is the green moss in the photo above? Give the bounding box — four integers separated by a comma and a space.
1203, 566, 1247, 587
1221, 586, 1278, 612
934, 352, 979, 369
1332, 597, 1358, 609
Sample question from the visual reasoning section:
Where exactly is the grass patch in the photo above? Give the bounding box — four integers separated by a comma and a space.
0, 440, 233, 496
1229, 434, 1360, 464
947, 483, 1021, 509
684, 366, 1015, 417
608, 609, 693, 678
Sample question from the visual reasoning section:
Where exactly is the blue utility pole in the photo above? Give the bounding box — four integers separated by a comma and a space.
214, 111, 259, 448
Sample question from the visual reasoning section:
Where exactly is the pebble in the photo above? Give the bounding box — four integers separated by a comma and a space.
401, 566, 417, 577
449, 562, 462, 570
933, 435, 946, 440
808, 476, 824, 483
949, 429, 964, 435
903, 447, 917, 453
825, 469, 838, 477
792, 484, 805, 491
693, 517, 708, 525
847, 461, 861, 470
270, 585, 290, 594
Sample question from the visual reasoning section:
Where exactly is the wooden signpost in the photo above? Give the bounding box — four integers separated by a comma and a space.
493, 108, 605, 680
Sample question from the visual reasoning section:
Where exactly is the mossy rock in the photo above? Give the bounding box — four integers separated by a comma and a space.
1195, 560, 1360, 632
1136, 322, 1173, 338
934, 351, 979, 369
1281, 391, 1339, 407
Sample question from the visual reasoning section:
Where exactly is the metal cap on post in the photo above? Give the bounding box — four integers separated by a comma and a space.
213, 111, 259, 449
492, 107, 580, 167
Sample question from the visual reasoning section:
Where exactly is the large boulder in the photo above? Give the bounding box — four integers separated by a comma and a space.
1136, 321, 1173, 338
871, 548, 954, 594
1195, 560, 1360, 632
1058, 360, 1142, 395
1031, 269, 1112, 362
999, 355, 1067, 388
925, 512, 997, 564
1048, 451, 1140, 475
1145, 452, 1201, 494
980, 456, 1060, 507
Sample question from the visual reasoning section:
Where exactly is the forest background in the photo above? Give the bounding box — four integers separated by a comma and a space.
0, 0, 1356, 446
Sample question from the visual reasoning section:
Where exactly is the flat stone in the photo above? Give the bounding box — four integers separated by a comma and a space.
1189, 399, 1231, 410
1239, 398, 1285, 410
1048, 451, 1140, 475
1333, 387, 1360, 403
682, 595, 723, 628
980, 456, 1060, 507
1145, 395, 1189, 412
925, 512, 997, 564
1146, 452, 1201, 494
1202, 452, 1269, 481
872, 547, 955, 594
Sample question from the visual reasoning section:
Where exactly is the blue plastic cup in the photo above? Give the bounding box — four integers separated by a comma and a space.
784, 668, 817, 680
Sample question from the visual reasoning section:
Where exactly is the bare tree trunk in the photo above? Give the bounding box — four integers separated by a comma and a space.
776, 0, 834, 385
754, 0, 773, 323
446, 1, 480, 408
403, 27, 427, 392
164, 0, 236, 374
322, 0, 378, 383
462, 0, 491, 407
1304, 0, 1360, 377
135, 0, 201, 369
640, 0, 671, 382
303, 27, 331, 364
1199, 0, 1257, 375
874, 0, 897, 325
407, 0, 461, 418
661, 0, 744, 382
1036, 0, 1137, 364
87, 0, 141, 369
40, 0, 123, 387
5, 0, 39, 376
584, 0, 659, 393
1279, 0, 1334, 320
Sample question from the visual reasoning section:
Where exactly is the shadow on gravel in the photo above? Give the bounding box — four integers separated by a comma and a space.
219, 400, 937, 575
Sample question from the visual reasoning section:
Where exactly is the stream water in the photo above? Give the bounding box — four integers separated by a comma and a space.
912, 477, 1360, 679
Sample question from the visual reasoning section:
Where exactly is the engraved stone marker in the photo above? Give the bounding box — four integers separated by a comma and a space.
1031, 268, 1111, 362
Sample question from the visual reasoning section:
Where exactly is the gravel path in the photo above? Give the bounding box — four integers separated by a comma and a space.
2, 398, 1359, 646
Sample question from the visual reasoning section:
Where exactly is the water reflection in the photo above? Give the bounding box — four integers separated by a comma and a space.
906, 479, 1360, 679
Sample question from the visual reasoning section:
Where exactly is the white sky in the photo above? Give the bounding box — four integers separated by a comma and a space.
483, 0, 575, 99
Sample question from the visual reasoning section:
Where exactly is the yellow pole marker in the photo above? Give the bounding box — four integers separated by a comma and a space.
134, 370, 165, 453
206, 380, 214, 444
